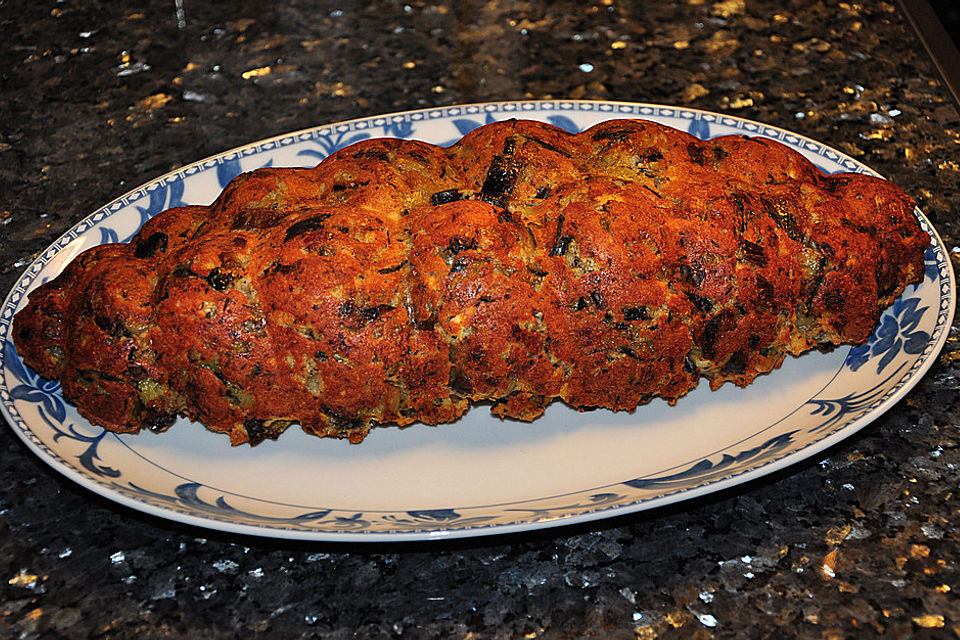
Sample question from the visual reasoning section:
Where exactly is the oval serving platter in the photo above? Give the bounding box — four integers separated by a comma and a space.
0, 101, 954, 541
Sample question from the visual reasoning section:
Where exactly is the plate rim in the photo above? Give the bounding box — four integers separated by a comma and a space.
1, 99, 954, 542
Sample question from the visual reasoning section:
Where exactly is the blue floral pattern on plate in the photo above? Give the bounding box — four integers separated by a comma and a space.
0, 101, 954, 541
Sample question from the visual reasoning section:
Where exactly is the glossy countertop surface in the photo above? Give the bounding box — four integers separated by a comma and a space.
2, 1, 959, 638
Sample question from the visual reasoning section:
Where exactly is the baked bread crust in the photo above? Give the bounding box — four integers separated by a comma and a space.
12, 119, 929, 445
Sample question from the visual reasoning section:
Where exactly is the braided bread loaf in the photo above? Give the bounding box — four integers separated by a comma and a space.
13, 119, 928, 445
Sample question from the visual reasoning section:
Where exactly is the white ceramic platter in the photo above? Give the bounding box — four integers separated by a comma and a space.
1, 101, 954, 541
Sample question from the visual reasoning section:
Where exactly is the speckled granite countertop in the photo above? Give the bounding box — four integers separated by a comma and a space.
2, 1, 959, 638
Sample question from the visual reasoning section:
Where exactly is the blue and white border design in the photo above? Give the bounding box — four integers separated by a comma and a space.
0, 101, 954, 541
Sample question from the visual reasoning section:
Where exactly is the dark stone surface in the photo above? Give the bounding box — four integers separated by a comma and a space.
2, 1, 959, 638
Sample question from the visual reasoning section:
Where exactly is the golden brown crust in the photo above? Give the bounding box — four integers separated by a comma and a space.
12, 119, 929, 445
